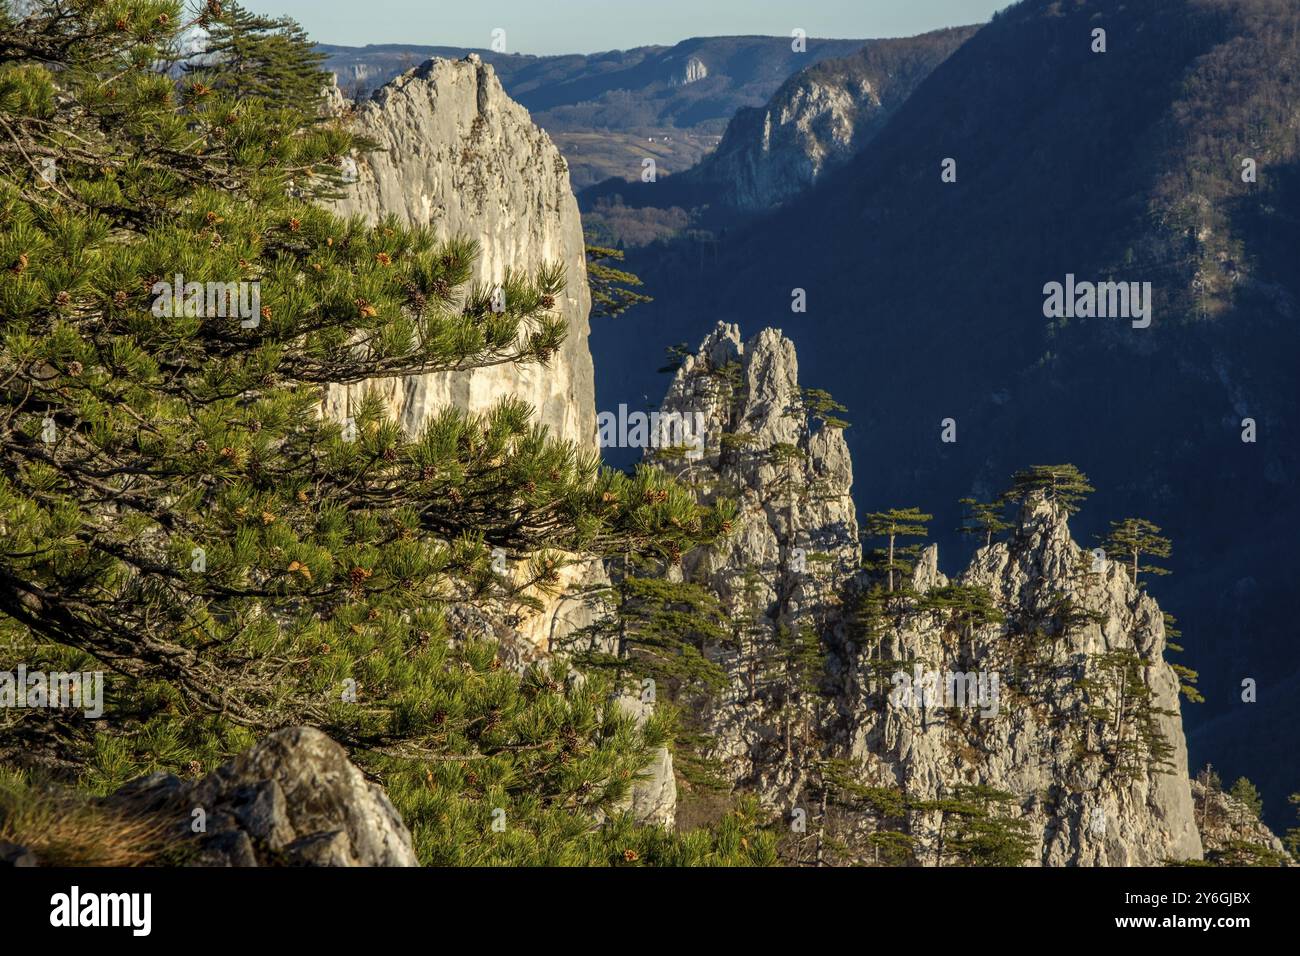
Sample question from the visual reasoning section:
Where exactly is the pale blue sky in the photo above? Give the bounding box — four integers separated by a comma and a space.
243, 0, 1009, 54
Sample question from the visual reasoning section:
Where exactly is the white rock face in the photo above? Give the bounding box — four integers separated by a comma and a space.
650, 323, 1234, 865
323, 55, 596, 449
848, 500, 1204, 866
653, 323, 861, 804
686, 29, 975, 210
679, 56, 709, 85
698, 79, 876, 210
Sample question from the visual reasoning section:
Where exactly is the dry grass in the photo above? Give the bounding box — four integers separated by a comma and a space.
0, 770, 173, 866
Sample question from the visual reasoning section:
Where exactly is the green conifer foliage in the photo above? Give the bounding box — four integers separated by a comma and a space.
185, 1, 329, 111
863, 507, 932, 592
1101, 517, 1172, 587
0, 2, 765, 865
917, 784, 1034, 867
1002, 463, 1094, 514
957, 496, 1011, 547
585, 244, 652, 320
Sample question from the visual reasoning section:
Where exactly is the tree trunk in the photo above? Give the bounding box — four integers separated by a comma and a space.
887, 532, 896, 593
814, 788, 828, 868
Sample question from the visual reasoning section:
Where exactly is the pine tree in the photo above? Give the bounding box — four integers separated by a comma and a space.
1077, 649, 1174, 779
958, 496, 1011, 547
918, 784, 1034, 867
556, 553, 733, 694
1228, 777, 1263, 820
800, 387, 849, 430
0, 2, 759, 865
920, 583, 1005, 659
586, 244, 652, 319
764, 621, 827, 757
1002, 463, 1094, 514
1101, 517, 1172, 587
1163, 613, 1204, 703
863, 507, 932, 592
184, 1, 330, 111
812, 757, 913, 866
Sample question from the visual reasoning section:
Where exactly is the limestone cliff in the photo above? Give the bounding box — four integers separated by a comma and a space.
320, 54, 607, 658
650, 323, 1286, 865
848, 502, 1203, 866
323, 54, 595, 449
1191, 778, 1293, 866
650, 323, 859, 806
682, 28, 975, 211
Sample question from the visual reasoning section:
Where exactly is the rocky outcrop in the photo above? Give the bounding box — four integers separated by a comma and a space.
675, 56, 709, 86
846, 500, 1203, 866
683, 28, 975, 210
1192, 779, 1293, 865
646, 323, 1297, 865
322, 55, 610, 660
323, 55, 595, 449
617, 695, 678, 828
108, 727, 418, 867
652, 323, 860, 804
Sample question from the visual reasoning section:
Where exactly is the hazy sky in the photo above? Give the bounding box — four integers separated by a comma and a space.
242, 0, 1009, 54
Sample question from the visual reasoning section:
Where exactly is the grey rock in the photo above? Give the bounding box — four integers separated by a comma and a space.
1192, 779, 1293, 864
848, 498, 1204, 865
0, 840, 38, 866
108, 727, 418, 867
651, 323, 860, 805
322, 56, 595, 450
683, 30, 974, 211
614, 694, 677, 828
646, 323, 1293, 865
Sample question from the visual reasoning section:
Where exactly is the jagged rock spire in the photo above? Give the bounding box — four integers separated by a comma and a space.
654, 324, 1222, 865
